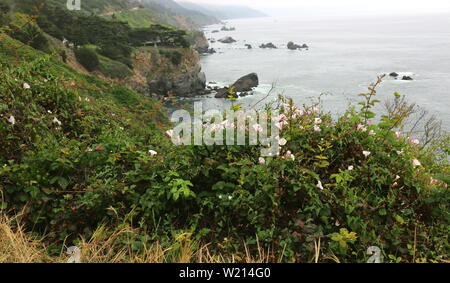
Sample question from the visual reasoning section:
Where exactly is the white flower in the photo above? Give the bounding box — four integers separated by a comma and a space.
348, 165, 354, 171
313, 125, 321, 132
395, 131, 401, 138
393, 182, 398, 187
290, 155, 295, 161
395, 175, 400, 181
363, 151, 371, 157
357, 124, 367, 132
258, 157, 266, 165
148, 150, 157, 156
278, 137, 287, 146
23, 83, 30, 89
396, 150, 404, 155
314, 118, 322, 124
7, 115, 15, 125
316, 180, 324, 190
52, 117, 62, 126
369, 130, 376, 136
410, 138, 420, 145
228, 195, 232, 200
412, 159, 421, 168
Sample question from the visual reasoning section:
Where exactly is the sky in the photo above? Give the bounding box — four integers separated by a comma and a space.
179, 0, 450, 16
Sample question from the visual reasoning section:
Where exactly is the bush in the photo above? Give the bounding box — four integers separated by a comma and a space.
159, 49, 183, 65
75, 47, 100, 71
8, 24, 50, 53
1, 56, 448, 263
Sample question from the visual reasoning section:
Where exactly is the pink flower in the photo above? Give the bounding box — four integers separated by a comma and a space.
275, 136, 287, 146
396, 150, 404, 155
395, 131, 401, 138
252, 124, 263, 132
314, 118, 322, 124
357, 124, 367, 132
275, 122, 283, 130
166, 129, 174, 137
23, 83, 30, 89
410, 138, 420, 145
412, 159, 421, 168
314, 125, 321, 132
429, 177, 438, 185
258, 157, 266, 165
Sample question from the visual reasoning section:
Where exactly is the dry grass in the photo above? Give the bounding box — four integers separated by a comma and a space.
0, 213, 280, 263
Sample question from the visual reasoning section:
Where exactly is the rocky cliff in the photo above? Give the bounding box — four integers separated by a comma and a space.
126, 47, 207, 97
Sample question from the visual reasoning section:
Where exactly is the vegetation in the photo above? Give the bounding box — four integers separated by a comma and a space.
159, 49, 183, 65
74, 46, 100, 71
0, 0, 448, 264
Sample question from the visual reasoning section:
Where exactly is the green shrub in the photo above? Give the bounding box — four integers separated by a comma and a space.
75, 47, 100, 71
159, 49, 183, 65
0, 55, 448, 263
8, 24, 50, 53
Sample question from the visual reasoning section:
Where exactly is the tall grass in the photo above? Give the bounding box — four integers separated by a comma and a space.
0, 213, 279, 263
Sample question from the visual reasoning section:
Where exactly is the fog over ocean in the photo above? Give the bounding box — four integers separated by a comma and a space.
193, 13, 450, 130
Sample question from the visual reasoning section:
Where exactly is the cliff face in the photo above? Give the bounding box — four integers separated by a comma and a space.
126, 47, 207, 97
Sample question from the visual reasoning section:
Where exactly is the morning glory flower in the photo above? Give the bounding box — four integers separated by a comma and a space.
166, 129, 174, 137
357, 124, 367, 132
259, 157, 266, 165
52, 117, 62, 126
412, 159, 421, 168
316, 180, 324, 190
252, 124, 263, 132
7, 115, 15, 125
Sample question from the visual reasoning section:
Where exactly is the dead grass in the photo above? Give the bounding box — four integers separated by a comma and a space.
0, 213, 280, 263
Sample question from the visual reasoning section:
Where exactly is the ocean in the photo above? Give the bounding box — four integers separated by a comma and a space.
189, 13, 450, 131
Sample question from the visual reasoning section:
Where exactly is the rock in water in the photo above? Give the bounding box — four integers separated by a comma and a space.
287, 42, 309, 50
218, 36, 237, 44
214, 73, 259, 99
389, 72, 399, 78
245, 44, 252, 49
402, 76, 413, 81
259, 42, 277, 49
233, 73, 259, 92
